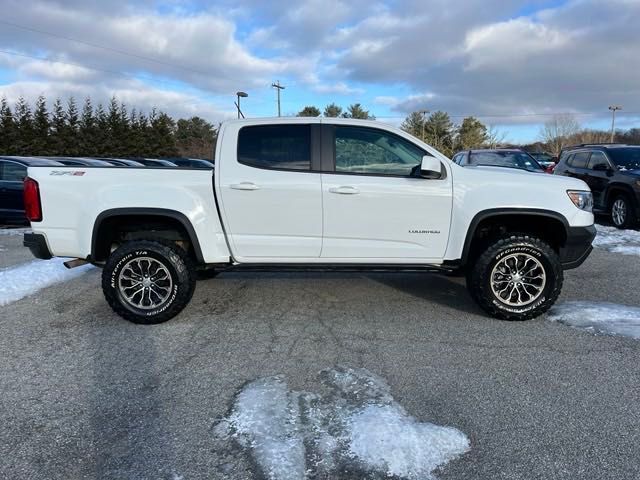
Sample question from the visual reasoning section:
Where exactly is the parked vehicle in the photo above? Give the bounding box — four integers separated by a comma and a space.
452, 149, 546, 173
46, 157, 115, 167
98, 158, 146, 167
24, 118, 595, 324
163, 158, 214, 169
0, 156, 63, 224
529, 152, 557, 170
138, 159, 178, 167
554, 144, 640, 228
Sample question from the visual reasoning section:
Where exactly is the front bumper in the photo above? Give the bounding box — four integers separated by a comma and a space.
559, 225, 596, 270
23, 232, 53, 260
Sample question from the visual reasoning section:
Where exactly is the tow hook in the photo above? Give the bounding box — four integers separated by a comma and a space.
63, 258, 89, 269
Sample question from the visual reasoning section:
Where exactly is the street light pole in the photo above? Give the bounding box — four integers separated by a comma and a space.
271, 81, 285, 117
609, 105, 622, 143
236, 91, 248, 119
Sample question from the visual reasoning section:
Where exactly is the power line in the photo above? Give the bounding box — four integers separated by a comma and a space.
378, 111, 640, 120
0, 19, 212, 78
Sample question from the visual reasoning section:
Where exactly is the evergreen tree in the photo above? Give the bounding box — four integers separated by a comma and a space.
175, 116, 217, 159
342, 103, 375, 120
79, 97, 96, 156
94, 103, 108, 156
31, 95, 50, 155
297, 106, 321, 117
65, 97, 80, 156
323, 103, 342, 117
49, 98, 67, 155
424, 111, 454, 156
455, 116, 488, 151
14, 97, 34, 155
400, 111, 427, 141
149, 111, 178, 157
0, 97, 16, 154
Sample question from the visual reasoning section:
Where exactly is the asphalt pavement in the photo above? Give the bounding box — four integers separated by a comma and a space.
0, 234, 638, 480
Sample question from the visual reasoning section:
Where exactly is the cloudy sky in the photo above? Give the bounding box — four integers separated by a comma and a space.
0, 0, 639, 142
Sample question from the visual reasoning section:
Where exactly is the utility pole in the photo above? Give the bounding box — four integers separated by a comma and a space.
609, 105, 622, 143
271, 80, 285, 117
419, 110, 429, 141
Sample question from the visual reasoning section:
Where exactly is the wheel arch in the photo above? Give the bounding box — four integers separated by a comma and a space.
460, 208, 569, 267
91, 208, 205, 264
605, 183, 637, 208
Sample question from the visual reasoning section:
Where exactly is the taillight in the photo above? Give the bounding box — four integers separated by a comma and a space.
23, 177, 42, 222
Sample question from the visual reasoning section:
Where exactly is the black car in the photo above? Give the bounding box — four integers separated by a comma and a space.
97, 158, 146, 167
554, 144, 640, 228
43, 157, 115, 167
451, 149, 546, 173
0, 156, 64, 224
138, 158, 178, 167
162, 158, 214, 169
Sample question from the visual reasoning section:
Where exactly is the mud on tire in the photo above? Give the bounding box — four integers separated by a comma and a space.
101, 240, 196, 324
467, 235, 563, 321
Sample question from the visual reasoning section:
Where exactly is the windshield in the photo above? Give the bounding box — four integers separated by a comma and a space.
468, 151, 545, 172
608, 148, 640, 171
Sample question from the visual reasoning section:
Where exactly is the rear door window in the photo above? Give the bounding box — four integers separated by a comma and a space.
570, 151, 590, 169
238, 125, 311, 171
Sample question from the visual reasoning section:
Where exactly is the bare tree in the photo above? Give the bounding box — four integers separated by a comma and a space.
569, 129, 610, 146
486, 125, 508, 148
539, 114, 580, 156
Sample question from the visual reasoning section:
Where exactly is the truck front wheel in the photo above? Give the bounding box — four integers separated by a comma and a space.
467, 235, 563, 320
101, 240, 196, 324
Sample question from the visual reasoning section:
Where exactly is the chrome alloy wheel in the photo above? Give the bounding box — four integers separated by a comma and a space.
612, 198, 627, 226
118, 257, 173, 310
490, 253, 546, 307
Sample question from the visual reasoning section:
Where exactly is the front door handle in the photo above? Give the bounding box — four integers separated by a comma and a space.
230, 182, 259, 191
328, 186, 360, 195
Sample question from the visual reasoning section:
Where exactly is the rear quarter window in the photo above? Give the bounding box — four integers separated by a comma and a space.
237, 125, 311, 171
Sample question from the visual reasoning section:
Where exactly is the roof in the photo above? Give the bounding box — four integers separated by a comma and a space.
0, 156, 64, 166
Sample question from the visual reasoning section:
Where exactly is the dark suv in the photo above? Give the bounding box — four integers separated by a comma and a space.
553, 144, 640, 228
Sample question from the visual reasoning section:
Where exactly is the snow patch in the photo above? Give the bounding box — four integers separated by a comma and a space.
0, 227, 30, 236
548, 301, 640, 339
0, 258, 93, 306
594, 224, 640, 257
215, 367, 469, 480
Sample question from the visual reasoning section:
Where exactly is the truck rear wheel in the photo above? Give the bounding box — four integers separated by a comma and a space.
467, 235, 563, 320
101, 240, 196, 324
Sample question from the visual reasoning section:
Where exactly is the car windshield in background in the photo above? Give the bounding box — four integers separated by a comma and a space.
608, 148, 640, 171
468, 151, 545, 172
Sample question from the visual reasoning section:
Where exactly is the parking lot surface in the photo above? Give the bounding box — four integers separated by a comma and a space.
0, 232, 639, 480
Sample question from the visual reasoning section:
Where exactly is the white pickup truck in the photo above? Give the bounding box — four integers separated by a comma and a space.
23, 118, 596, 324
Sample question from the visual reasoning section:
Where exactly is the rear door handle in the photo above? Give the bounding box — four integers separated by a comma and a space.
328, 186, 360, 195
230, 182, 259, 191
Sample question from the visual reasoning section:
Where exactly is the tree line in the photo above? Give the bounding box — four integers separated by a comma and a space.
0, 95, 217, 159
297, 104, 502, 157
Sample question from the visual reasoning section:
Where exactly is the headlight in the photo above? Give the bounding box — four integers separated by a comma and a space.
567, 190, 593, 212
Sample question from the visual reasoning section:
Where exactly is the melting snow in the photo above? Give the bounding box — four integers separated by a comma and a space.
215, 367, 469, 480
548, 301, 640, 339
0, 258, 93, 306
594, 224, 640, 257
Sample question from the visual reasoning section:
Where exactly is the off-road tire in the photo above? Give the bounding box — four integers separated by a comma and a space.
610, 194, 637, 229
102, 240, 196, 324
467, 235, 563, 321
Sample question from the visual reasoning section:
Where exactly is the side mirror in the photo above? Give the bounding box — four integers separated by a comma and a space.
420, 155, 442, 179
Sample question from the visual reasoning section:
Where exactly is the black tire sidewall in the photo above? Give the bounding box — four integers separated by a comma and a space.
102, 241, 195, 324
484, 242, 557, 316
470, 236, 563, 320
